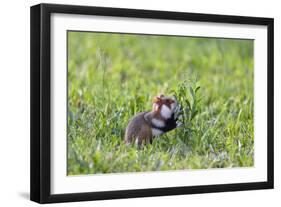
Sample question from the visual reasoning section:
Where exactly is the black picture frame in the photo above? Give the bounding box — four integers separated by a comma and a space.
30, 3, 274, 204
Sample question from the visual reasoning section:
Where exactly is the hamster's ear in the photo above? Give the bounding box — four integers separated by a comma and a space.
153, 96, 161, 103
153, 96, 162, 111
158, 94, 165, 98
153, 94, 164, 103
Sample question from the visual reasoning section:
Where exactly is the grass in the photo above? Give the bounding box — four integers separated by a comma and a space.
67, 32, 254, 175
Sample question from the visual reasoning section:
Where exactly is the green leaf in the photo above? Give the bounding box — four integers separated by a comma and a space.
189, 86, 195, 100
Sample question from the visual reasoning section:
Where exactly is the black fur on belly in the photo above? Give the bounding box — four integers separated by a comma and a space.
151, 113, 178, 133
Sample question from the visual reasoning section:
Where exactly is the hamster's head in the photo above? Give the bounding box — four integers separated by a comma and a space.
152, 94, 178, 119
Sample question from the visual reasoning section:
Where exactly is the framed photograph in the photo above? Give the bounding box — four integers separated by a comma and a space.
30, 3, 274, 203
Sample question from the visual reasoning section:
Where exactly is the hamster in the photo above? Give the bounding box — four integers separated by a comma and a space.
125, 94, 178, 146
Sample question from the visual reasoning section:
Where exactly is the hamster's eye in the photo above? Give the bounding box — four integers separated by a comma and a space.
168, 99, 174, 104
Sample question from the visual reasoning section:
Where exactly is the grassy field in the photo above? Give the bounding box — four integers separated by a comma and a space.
67, 31, 254, 175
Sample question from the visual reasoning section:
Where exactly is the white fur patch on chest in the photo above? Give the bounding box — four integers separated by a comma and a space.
152, 128, 164, 136
160, 105, 172, 119
151, 118, 165, 128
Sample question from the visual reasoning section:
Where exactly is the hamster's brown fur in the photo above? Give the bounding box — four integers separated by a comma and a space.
125, 112, 153, 145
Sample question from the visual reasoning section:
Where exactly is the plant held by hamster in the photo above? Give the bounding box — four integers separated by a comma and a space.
170, 80, 201, 144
